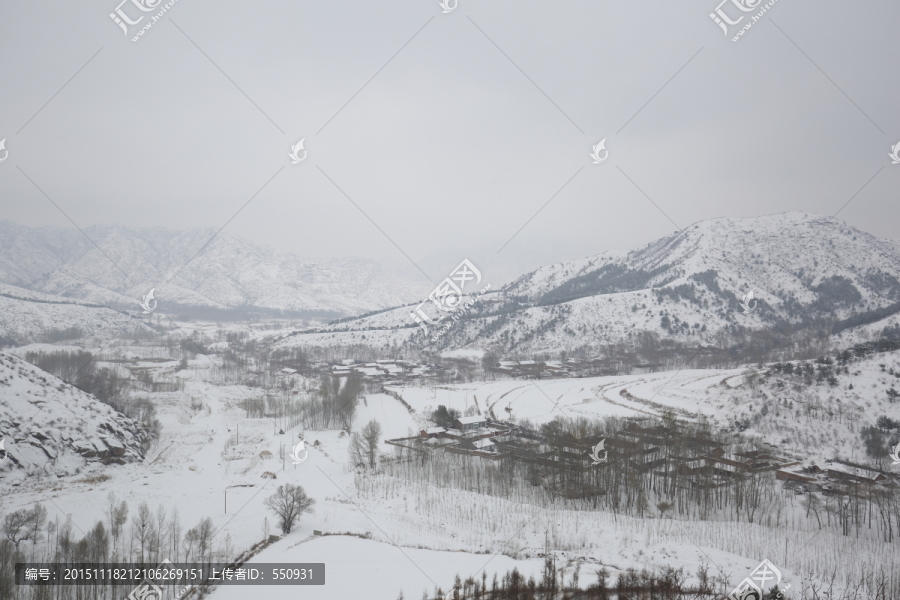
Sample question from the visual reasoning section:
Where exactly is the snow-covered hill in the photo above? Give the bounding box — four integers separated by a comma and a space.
0, 221, 430, 316
0, 351, 146, 481
507, 212, 900, 307
0, 282, 153, 344
278, 213, 900, 355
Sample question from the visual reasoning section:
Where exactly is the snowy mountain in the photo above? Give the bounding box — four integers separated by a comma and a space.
0, 351, 146, 481
278, 213, 900, 355
0, 282, 153, 345
505, 212, 900, 307
0, 221, 430, 317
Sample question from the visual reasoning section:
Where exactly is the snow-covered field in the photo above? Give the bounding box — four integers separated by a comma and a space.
211, 536, 549, 600
388, 355, 900, 466
3, 337, 900, 599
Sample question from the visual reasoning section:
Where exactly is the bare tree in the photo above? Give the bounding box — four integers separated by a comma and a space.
169, 508, 181, 562
263, 484, 315, 534
155, 504, 168, 562
0, 539, 15, 600
481, 349, 500, 379
656, 502, 673, 519
361, 419, 383, 469
106, 493, 128, 553
195, 517, 213, 562
181, 516, 214, 563
349, 419, 383, 469
2, 509, 32, 550
27, 503, 47, 547
85, 521, 110, 563
105, 492, 118, 546
348, 432, 366, 468
134, 502, 154, 563
182, 528, 197, 562
2, 504, 46, 550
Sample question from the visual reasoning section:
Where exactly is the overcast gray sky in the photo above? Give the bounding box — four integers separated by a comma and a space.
1, 0, 898, 286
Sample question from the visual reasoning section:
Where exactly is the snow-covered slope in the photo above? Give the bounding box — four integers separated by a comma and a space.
0, 351, 146, 480
0, 221, 430, 316
0, 282, 153, 344
278, 213, 900, 354
507, 212, 900, 305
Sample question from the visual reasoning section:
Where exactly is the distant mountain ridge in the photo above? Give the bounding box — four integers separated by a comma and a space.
506, 213, 900, 304
277, 212, 900, 356
0, 221, 430, 316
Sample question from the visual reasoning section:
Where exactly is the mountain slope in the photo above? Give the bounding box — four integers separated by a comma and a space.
276, 213, 900, 355
509, 212, 900, 306
0, 222, 430, 316
0, 283, 153, 345
0, 350, 146, 480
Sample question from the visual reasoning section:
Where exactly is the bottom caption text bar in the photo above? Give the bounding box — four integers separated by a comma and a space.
16, 563, 325, 586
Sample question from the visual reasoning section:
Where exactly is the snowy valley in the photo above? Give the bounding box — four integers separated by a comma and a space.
2, 214, 900, 600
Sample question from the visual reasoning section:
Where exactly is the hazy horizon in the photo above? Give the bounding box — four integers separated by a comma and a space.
2, 0, 898, 288
3, 208, 897, 291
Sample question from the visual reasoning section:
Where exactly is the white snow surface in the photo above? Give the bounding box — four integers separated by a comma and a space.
277, 212, 900, 355
0, 351, 145, 480
4, 347, 900, 598
0, 221, 431, 315
0, 283, 152, 343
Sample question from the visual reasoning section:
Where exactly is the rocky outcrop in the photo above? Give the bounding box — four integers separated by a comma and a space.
0, 351, 145, 479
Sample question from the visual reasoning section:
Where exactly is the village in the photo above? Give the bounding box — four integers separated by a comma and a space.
382, 416, 899, 502
274, 356, 659, 386
270, 354, 900, 504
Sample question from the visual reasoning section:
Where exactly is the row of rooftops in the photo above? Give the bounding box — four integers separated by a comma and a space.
494, 360, 572, 376
274, 359, 439, 380
421, 414, 500, 438
777, 462, 894, 486
330, 359, 435, 380
276, 356, 657, 383
492, 358, 655, 378
418, 415, 515, 453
